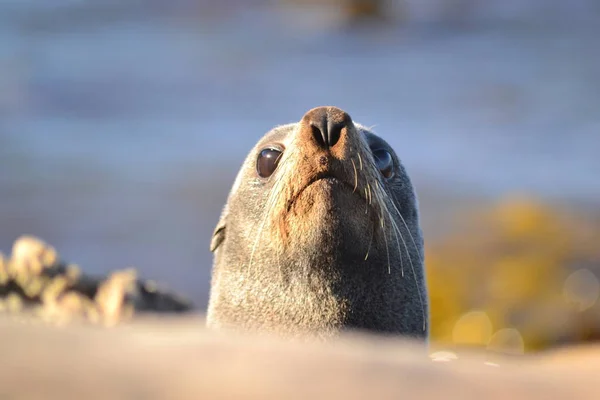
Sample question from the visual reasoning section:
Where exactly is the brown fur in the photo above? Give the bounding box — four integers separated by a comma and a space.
207, 106, 428, 339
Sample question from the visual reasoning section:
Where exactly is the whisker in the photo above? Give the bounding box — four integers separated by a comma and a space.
248, 184, 279, 274
372, 184, 403, 277
387, 212, 405, 278
351, 159, 358, 193
377, 180, 426, 332
364, 224, 374, 261
374, 186, 405, 277
389, 192, 424, 263
248, 153, 292, 276
379, 211, 391, 274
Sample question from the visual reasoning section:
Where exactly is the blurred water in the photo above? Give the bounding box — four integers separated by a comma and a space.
1, 1, 599, 308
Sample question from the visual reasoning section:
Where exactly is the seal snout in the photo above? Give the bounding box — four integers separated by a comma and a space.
293, 106, 363, 198
301, 106, 354, 150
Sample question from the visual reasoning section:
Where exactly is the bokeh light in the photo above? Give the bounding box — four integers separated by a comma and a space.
563, 269, 600, 312
452, 311, 493, 347
487, 328, 525, 356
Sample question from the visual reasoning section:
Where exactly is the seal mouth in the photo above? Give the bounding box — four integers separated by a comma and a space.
286, 173, 359, 213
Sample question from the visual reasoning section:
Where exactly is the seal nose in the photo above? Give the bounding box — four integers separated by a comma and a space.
301, 106, 353, 149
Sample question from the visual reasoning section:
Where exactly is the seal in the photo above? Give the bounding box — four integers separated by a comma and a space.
207, 106, 428, 340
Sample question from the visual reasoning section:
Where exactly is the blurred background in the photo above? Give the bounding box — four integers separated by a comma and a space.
1, 0, 599, 353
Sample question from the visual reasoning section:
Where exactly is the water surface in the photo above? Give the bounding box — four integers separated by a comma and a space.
1, 2, 599, 307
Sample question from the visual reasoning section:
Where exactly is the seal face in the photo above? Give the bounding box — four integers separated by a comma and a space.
207, 106, 428, 339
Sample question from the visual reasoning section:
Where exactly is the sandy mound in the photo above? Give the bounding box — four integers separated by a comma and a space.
0, 316, 599, 400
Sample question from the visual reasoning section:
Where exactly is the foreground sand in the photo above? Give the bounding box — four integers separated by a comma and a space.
1, 315, 598, 400
2, 236, 598, 399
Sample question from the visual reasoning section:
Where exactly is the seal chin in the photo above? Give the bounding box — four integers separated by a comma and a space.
290, 177, 371, 249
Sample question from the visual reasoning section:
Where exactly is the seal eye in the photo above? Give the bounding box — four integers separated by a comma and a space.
373, 149, 394, 179
257, 148, 283, 178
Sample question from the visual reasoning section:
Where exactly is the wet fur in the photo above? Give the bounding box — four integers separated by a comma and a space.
207, 107, 428, 340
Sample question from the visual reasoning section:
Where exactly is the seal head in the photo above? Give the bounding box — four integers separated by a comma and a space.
207, 106, 428, 339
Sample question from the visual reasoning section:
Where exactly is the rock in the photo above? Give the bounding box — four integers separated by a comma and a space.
0, 235, 194, 326
10, 235, 58, 276
0, 252, 8, 285
95, 269, 137, 326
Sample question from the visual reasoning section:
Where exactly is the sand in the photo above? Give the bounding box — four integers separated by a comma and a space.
0, 315, 598, 400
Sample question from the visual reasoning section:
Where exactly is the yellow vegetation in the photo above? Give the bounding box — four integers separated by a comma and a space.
427, 196, 600, 352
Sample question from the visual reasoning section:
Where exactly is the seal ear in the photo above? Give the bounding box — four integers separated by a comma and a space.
210, 206, 227, 252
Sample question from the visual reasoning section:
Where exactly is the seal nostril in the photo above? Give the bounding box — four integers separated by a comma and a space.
311, 123, 327, 148
327, 121, 344, 148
